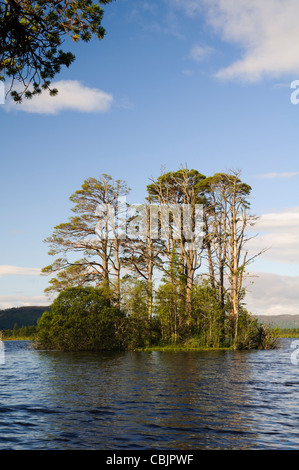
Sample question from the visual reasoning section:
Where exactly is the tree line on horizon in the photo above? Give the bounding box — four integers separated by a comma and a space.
37, 167, 277, 351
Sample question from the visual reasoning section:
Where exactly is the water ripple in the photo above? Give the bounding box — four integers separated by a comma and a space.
0, 339, 299, 449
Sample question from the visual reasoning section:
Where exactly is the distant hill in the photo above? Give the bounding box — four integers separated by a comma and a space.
1, 307, 298, 331
254, 315, 299, 329
0, 306, 50, 330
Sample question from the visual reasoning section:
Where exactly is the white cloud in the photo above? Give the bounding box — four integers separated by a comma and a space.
6, 80, 113, 114
0, 266, 41, 277
190, 44, 214, 62
171, 0, 299, 82
256, 172, 299, 179
246, 271, 299, 316
205, 0, 299, 82
247, 206, 299, 265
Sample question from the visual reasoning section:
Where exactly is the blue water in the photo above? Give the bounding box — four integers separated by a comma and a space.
0, 338, 299, 449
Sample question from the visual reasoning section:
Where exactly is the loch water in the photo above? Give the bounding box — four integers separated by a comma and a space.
0, 338, 299, 450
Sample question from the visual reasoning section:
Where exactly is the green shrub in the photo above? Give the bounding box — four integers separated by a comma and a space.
235, 312, 279, 350
35, 286, 125, 351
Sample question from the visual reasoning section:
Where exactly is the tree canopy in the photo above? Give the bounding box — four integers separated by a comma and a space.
36, 285, 125, 351
0, 0, 113, 101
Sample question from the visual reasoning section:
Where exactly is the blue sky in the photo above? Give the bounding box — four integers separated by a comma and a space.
1, 0, 299, 315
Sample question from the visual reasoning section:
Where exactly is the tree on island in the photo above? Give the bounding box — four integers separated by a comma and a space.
42, 174, 129, 309
39, 167, 278, 351
146, 168, 206, 327
0, 0, 113, 101
203, 170, 266, 347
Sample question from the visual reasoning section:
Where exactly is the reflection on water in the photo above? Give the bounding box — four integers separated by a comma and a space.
0, 339, 298, 449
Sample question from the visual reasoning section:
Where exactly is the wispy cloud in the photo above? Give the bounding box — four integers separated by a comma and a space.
256, 172, 299, 179
6, 80, 114, 115
246, 271, 299, 316
0, 266, 41, 277
168, 0, 202, 17
247, 206, 299, 265
190, 44, 214, 62
170, 0, 299, 82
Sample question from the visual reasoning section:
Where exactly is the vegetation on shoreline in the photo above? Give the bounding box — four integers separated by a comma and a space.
1, 315, 290, 346
2, 324, 37, 340
34, 167, 278, 352
276, 328, 299, 338
34, 285, 278, 352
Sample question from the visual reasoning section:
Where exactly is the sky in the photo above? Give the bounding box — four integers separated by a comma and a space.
1, 0, 299, 316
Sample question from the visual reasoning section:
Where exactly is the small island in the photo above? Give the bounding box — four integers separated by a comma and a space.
31, 168, 278, 352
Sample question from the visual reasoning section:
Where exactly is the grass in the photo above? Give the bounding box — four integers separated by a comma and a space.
138, 345, 232, 352
136, 337, 233, 352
